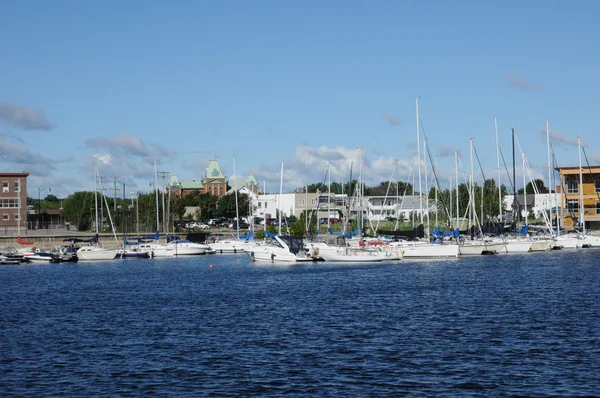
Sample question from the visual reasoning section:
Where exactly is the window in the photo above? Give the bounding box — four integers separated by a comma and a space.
567, 179, 578, 194
258, 202, 262, 208
264, 202, 268, 209
2, 214, 8, 221
14, 181, 19, 192
595, 180, 600, 193
2, 182, 8, 193
0, 199, 18, 208
14, 213, 20, 220
597, 202, 600, 215
298, 199, 305, 206
567, 199, 579, 213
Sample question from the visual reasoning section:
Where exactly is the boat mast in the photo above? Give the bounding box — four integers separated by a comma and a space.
546, 121, 557, 236
154, 161, 159, 233
494, 117, 502, 227
578, 136, 584, 233
233, 156, 240, 239
94, 166, 99, 236
522, 152, 528, 226
435, 155, 438, 229
416, 98, 423, 227
469, 138, 475, 235
328, 162, 331, 231
512, 128, 517, 226
424, 139, 430, 239
278, 162, 283, 235
455, 151, 459, 230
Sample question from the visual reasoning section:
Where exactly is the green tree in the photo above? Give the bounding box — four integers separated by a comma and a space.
216, 193, 250, 219
61, 191, 95, 231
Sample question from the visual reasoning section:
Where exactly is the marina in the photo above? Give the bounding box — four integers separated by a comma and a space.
1, 250, 599, 396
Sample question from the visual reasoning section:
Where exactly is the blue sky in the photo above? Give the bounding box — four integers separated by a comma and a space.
1, 0, 598, 198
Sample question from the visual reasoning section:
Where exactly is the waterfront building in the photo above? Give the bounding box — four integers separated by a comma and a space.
555, 166, 600, 230
0, 172, 29, 234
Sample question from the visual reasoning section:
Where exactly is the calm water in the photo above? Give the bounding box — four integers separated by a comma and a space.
1, 251, 599, 397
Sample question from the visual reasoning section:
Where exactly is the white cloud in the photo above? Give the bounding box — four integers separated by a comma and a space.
0, 101, 54, 130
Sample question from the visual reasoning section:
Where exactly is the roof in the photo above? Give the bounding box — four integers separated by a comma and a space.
246, 174, 258, 186
556, 166, 600, 175
178, 180, 204, 190
205, 158, 225, 179
0, 172, 30, 177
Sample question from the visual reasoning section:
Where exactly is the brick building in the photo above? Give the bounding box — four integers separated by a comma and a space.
0, 172, 29, 234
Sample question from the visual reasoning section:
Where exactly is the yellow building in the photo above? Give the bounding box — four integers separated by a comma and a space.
556, 166, 600, 231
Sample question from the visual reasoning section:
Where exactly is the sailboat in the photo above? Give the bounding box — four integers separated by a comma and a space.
76, 167, 119, 261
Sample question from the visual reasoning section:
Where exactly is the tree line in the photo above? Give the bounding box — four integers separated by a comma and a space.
32, 177, 548, 234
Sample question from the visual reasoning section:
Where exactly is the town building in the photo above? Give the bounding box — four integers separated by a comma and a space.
0, 172, 29, 234
555, 166, 600, 230
168, 158, 229, 198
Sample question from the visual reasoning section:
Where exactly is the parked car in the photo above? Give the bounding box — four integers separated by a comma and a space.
229, 221, 250, 229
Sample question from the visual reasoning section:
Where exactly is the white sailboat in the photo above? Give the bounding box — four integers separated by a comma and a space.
77, 167, 119, 261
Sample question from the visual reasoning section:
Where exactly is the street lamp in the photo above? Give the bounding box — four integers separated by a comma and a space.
38, 186, 51, 229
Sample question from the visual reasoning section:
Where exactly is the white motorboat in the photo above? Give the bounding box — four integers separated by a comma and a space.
582, 234, 600, 248
210, 239, 252, 254
248, 236, 313, 262
166, 240, 209, 255
137, 242, 175, 257
0, 254, 22, 264
22, 251, 59, 263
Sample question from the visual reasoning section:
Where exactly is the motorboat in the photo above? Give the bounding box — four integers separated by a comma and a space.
22, 251, 60, 263
0, 254, 22, 264
210, 239, 252, 254
166, 240, 209, 255
116, 247, 151, 259
0, 247, 26, 263
51, 245, 79, 262
248, 236, 313, 262
137, 242, 175, 257
310, 242, 393, 262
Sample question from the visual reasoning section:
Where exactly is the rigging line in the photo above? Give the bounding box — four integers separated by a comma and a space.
549, 141, 577, 222
394, 163, 414, 231
472, 143, 495, 228
498, 146, 520, 211
417, 118, 452, 221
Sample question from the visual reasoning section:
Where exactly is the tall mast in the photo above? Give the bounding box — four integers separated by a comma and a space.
94, 166, 99, 235
512, 128, 517, 225
328, 162, 331, 230
435, 155, 438, 229
416, 98, 423, 226
278, 162, 284, 235
495, 116, 502, 224
233, 156, 240, 239
469, 138, 475, 232
455, 151, 459, 229
578, 136, 584, 233
424, 139, 430, 239
154, 161, 159, 233
522, 152, 528, 226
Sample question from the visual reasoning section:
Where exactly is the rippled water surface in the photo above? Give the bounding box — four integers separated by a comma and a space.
1, 251, 600, 396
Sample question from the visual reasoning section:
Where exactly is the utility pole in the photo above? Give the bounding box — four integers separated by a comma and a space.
100, 176, 120, 212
